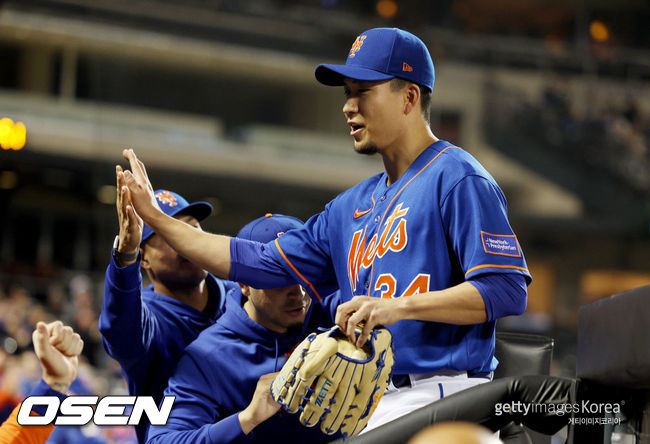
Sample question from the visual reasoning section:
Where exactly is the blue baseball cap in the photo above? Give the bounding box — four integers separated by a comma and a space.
315, 28, 435, 92
141, 190, 212, 244
236, 213, 304, 244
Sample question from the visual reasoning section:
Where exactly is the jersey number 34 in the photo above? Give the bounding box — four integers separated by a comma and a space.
374, 273, 430, 299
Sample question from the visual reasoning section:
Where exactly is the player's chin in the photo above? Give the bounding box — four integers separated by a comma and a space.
285, 321, 306, 335
354, 141, 378, 156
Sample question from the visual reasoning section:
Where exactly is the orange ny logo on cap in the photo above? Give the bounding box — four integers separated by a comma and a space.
349, 35, 367, 58
155, 190, 178, 207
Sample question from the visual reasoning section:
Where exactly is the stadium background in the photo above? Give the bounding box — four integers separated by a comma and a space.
0, 0, 648, 442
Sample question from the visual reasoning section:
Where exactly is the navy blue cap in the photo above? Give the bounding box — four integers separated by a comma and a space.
236, 213, 303, 244
315, 28, 435, 92
141, 190, 212, 244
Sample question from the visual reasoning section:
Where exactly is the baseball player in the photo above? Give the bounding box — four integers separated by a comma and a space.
146, 214, 341, 444
99, 167, 238, 443
122, 27, 530, 432
0, 321, 84, 444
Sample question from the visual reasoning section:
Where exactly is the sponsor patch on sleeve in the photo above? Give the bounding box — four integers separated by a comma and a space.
481, 231, 521, 257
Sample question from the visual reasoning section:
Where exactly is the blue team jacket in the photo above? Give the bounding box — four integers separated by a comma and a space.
99, 254, 237, 443
146, 289, 341, 444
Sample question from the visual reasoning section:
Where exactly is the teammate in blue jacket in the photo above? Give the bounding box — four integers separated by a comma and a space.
99, 167, 237, 443
0, 321, 83, 444
122, 27, 530, 432
146, 214, 340, 444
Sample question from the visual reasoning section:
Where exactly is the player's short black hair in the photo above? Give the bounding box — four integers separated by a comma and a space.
390, 78, 431, 125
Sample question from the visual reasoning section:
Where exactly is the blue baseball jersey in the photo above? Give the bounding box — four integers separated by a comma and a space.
269, 140, 531, 375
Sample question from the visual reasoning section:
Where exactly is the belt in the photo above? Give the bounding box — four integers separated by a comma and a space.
391, 370, 493, 389
391, 374, 413, 389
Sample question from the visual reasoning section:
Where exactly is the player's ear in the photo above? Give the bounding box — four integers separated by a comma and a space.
140, 246, 150, 270
403, 83, 420, 116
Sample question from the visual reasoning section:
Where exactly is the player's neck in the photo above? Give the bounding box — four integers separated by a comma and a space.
153, 280, 209, 312
381, 126, 438, 186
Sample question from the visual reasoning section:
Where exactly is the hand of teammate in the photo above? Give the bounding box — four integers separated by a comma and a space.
33, 321, 84, 393
121, 149, 162, 226
116, 164, 143, 265
335, 296, 403, 347
238, 372, 281, 435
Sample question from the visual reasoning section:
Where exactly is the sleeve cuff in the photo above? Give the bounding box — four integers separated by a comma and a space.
28, 379, 67, 416
228, 238, 238, 282
30, 379, 67, 400
107, 250, 142, 290
208, 413, 250, 443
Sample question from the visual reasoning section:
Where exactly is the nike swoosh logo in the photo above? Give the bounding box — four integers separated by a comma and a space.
354, 208, 372, 218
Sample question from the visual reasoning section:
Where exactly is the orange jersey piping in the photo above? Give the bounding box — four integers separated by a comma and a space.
274, 239, 322, 301
367, 146, 458, 295
465, 264, 529, 276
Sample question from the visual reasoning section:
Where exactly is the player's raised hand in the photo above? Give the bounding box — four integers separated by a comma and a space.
116, 164, 143, 264
33, 321, 84, 393
121, 149, 161, 225
335, 296, 402, 347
